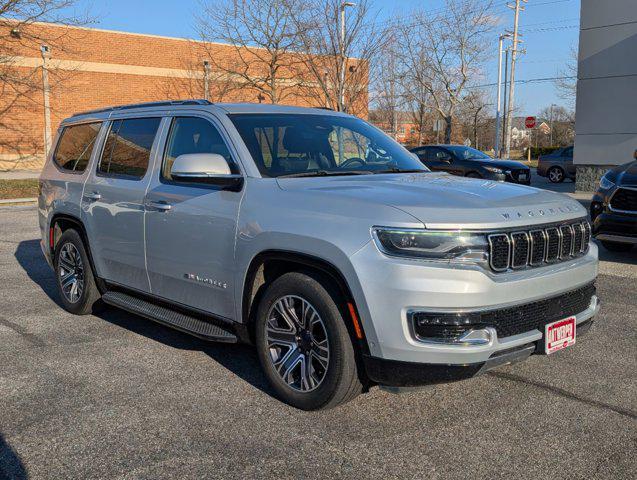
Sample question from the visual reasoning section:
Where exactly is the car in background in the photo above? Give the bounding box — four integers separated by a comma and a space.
410, 145, 531, 184
536, 146, 575, 183
590, 153, 637, 252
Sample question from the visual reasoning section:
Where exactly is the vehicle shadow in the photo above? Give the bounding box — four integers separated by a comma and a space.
0, 433, 28, 480
13, 239, 274, 399
596, 242, 637, 266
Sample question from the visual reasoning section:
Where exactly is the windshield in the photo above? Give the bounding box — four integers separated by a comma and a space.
229, 113, 428, 177
446, 146, 491, 161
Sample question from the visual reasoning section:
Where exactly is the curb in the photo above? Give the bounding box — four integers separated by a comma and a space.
0, 197, 37, 205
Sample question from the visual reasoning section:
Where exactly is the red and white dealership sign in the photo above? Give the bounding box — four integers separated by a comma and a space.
545, 317, 576, 354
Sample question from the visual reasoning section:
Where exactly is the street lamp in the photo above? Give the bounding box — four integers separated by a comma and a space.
339, 2, 356, 112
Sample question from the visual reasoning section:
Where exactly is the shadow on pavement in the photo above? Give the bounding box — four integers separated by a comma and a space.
596, 242, 637, 266
13, 239, 274, 399
0, 434, 28, 480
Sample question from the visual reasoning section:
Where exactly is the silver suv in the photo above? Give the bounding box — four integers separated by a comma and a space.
38, 100, 599, 410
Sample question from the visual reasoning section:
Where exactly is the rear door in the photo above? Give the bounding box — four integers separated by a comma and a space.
144, 113, 243, 319
81, 116, 164, 292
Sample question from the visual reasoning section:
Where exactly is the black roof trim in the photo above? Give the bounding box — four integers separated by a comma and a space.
71, 99, 212, 117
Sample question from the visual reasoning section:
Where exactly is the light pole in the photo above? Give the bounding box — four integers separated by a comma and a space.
339, 2, 355, 112
494, 33, 511, 158
549, 103, 557, 146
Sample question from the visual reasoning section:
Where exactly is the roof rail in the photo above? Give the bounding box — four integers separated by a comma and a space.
71, 99, 212, 117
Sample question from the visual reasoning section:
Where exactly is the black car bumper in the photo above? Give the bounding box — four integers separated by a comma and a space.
591, 191, 637, 243
363, 320, 594, 388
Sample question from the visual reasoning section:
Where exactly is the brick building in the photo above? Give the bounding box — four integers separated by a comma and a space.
0, 21, 367, 171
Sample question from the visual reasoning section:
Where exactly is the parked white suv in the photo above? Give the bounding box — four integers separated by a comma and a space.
38, 100, 599, 410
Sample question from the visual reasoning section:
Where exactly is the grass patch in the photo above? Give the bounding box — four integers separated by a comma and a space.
0, 179, 39, 200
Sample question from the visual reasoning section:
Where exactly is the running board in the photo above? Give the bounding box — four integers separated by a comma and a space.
102, 291, 237, 343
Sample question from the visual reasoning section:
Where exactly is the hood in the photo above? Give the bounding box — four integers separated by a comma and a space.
617, 160, 637, 185
277, 172, 586, 229
480, 159, 530, 170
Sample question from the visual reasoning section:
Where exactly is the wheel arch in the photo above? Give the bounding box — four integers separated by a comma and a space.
49, 213, 106, 292
240, 250, 369, 353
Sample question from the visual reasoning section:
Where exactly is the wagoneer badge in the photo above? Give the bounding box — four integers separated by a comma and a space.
184, 273, 227, 289
500, 203, 580, 220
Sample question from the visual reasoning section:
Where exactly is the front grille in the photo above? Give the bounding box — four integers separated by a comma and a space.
481, 282, 596, 338
610, 187, 637, 212
488, 220, 590, 272
410, 282, 596, 340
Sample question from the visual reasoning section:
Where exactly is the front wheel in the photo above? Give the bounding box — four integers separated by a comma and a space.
255, 272, 362, 410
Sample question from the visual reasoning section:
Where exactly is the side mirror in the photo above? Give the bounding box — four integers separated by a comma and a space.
171, 153, 243, 190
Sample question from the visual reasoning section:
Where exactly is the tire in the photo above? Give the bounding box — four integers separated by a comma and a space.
547, 166, 565, 183
53, 229, 102, 315
466, 172, 482, 178
600, 241, 634, 253
255, 272, 363, 410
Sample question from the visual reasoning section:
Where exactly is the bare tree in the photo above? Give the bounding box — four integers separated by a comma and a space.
399, 0, 496, 143
554, 45, 577, 105
291, 0, 385, 115
197, 0, 307, 104
0, 1, 91, 168
538, 104, 575, 147
458, 89, 491, 149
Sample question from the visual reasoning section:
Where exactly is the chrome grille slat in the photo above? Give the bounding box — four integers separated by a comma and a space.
488, 220, 590, 272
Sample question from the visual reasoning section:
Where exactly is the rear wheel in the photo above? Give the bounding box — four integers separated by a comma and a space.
54, 229, 102, 315
601, 241, 634, 253
548, 166, 565, 183
255, 272, 362, 410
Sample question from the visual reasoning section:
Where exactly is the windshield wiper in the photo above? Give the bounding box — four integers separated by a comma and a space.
277, 170, 373, 178
372, 167, 427, 174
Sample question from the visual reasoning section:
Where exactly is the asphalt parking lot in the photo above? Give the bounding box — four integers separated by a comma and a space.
0, 205, 635, 480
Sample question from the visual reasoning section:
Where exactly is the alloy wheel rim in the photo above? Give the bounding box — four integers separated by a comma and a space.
549, 168, 563, 182
58, 243, 84, 304
265, 295, 330, 392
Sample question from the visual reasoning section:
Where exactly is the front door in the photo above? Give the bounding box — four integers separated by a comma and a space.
82, 116, 164, 292
144, 114, 243, 319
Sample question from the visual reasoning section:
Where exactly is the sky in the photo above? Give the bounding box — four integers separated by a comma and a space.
64, 0, 581, 117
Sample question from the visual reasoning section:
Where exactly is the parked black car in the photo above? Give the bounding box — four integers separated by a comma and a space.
590, 153, 637, 252
410, 145, 531, 184
536, 146, 575, 183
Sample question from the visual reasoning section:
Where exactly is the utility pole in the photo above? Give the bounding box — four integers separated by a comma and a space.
502, 47, 509, 155
494, 33, 511, 158
504, 0, 526, 158
339, 2, 356, 112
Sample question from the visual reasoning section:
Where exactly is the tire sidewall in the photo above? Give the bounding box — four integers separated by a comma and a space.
255, 272, 354, 410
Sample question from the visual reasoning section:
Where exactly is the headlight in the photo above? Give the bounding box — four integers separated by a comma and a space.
372, 227, 488, 264
599, 175, 614, 190
483, 166, 504, 174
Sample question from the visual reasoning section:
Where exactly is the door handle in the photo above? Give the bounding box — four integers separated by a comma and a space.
84, 191, 101, 201
145, 200, 172, 212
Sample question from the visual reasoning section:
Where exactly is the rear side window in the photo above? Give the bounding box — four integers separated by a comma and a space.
53, 122, 102, 172
99, 117, 161, 179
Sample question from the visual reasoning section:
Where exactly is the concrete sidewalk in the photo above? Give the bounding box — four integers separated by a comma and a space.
0, 170, 40, 180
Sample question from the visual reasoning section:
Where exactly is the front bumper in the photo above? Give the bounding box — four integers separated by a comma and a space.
592, 208, 637, 244
350, 241, 599, 365
363, 301, 598, 387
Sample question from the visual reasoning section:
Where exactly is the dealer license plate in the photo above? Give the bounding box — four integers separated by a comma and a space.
545, 317, 576, 354
518, 173, 527, 181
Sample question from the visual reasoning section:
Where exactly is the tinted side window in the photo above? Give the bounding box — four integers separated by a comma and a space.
562, 147, 573, 157
53, 122, 102, 172
99, 118, 161, 178
162, 117, 234, 180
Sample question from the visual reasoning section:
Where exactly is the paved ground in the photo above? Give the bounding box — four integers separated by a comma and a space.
0, 206, 635, 480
